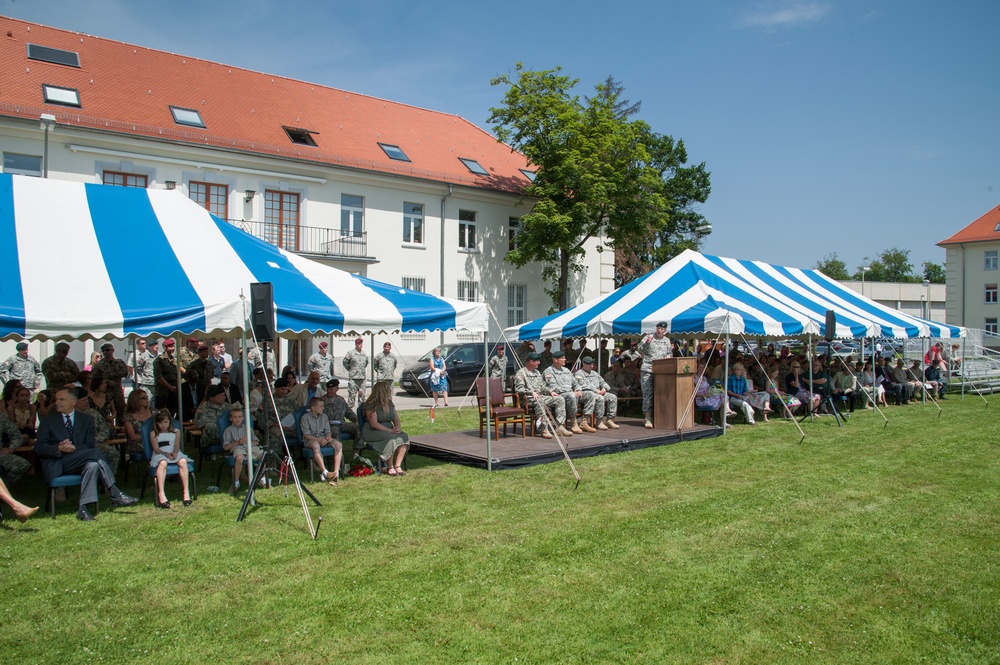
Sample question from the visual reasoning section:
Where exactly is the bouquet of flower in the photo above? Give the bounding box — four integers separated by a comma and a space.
348, 464, 373, 477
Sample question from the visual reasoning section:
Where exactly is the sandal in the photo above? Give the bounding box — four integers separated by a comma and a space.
182, 498, 193, 507
387, 467, 399, 477
156, 499, 171, 509
394, 466, 406, 476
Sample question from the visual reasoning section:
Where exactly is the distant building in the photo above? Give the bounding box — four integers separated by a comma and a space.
937, 204, 1000, 344
0, 16, 610, 370
839, 281, 945, 322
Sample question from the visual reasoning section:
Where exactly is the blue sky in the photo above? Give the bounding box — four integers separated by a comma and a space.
4, 0, 998, 274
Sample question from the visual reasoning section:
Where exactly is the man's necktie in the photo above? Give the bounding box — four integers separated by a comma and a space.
65, 415, 74, 437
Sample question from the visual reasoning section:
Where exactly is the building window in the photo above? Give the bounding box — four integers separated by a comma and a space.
341, 194, 364, 238
508, 284, 527, 328
457, 280, 479, 302
519, 169, 536, 182
459, 210, 477, 251
986, 318, 998, 335
403, 203, 423, 245
42, 83, 81, 107
283, 126, 318, 147
985, 250, 998, 271
103, 171, 147, 188
27, 43, 81, 68
170, 106, 206, 128
459, 158, 489, 176
379, 143, 410, 162
189, 182, 229, 219
401, 276, 426, 292
3, 153, 42, 177
987, 284, 998, 304
509, 217, 520, 251
264, 190, 299, 251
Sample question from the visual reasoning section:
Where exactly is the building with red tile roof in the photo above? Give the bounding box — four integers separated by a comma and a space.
0, 15, 613, 367
937, 205, 1000, 337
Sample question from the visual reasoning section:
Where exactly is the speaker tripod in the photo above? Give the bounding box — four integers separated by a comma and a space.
237, 445, 320, 521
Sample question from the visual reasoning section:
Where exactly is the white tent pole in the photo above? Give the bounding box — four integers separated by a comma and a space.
484, 338, 492, 472
723, 320, 730, 436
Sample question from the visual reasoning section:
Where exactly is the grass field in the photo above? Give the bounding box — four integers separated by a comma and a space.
2, 396, 998, 664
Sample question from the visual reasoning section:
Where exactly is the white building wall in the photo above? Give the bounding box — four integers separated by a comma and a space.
0, 118, 614, 375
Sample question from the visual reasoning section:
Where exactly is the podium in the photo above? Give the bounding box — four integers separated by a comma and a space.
651, 357, 696, 430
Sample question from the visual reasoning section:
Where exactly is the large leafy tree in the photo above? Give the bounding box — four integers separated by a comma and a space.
489, 65, 710, 310
815, 253, 850, 280
922, 261, 946, 284
852, 247, 919, 282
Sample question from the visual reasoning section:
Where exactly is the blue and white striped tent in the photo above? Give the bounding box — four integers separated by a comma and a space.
505, 249, 964, 341
0, 174, 487, 341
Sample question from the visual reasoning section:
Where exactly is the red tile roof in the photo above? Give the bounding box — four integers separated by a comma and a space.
938, 204, 1000, 246
0, 16, 532, 193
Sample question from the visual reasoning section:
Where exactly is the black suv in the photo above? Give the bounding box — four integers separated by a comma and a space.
399, 343, 516, 396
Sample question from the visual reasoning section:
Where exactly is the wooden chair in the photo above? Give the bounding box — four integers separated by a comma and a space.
475, 377, 526, 438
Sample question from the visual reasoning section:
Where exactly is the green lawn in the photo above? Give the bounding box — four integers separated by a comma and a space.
2, 397, 998, 664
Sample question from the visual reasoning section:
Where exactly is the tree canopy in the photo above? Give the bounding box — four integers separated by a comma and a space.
815, 253, 850, 280
488, 64, 710, 311
849, 247, 944, 283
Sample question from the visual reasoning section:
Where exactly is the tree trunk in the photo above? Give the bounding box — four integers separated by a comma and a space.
559, 249, 570, 311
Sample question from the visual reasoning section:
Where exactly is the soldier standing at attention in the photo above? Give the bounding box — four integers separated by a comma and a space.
307, 341, 336, 383
637, 321, 673, 429
342, 337, 369, 410
92, 343, 129, 426
41, 342, 79, 392
373, 341, 398, 383
1, 342, 42, 396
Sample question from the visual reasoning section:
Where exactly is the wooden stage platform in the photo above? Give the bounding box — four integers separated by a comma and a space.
408, 416, 722, 470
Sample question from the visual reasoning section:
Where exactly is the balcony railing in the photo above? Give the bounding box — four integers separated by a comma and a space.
226, 219, 368, 258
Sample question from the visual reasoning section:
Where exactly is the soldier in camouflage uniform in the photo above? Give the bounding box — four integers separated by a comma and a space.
322, 379, 359, 448
0, 343, 42, 394
637, 321, 673, 428
575, 356, 620, 430
194, 384, 242, 449
306, 341, 336, 383
543, 351, 587, 433
92, 343, 129, 426
126, 338, 158, 407
373, 342, 398, 383
187, 345, 213, 392
342, 337, 369, 410
0, 411, 30, 483
513, 352, 566, 439
246, 343, 277, 377
154, 339, 179, 418
41, 342, 80, 391
259, 378, 299, 449
177, 338, 200, 372
488, 345, 508, 390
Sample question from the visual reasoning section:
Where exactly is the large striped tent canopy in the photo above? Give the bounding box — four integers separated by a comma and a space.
505, 249, 964, 342
0, 174, 487, 341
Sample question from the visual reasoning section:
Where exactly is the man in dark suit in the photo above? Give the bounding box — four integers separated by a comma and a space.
219, 371, 242, 405
180, 368, 205, 421
34, 386, 138, 521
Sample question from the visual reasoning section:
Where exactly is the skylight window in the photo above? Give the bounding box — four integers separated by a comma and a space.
169, 106, 205, 128
283, 126, 318, 147
27, 43, 81, 68
378, 143, 410, 162
519, 169, 537, 182
995, 222, 1000, 232
42, 84, 80, 107
459, 157, 489, 176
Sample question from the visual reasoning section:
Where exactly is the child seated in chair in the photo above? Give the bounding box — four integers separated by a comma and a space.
300, 397, 341, 486
222, 408, 262, 495
149, 409, 192, 508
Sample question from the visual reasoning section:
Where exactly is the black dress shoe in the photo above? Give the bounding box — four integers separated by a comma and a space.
111, 493, 139, 508
76, 508, 95, 521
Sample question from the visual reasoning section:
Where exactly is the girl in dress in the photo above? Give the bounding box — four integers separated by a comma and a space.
429, 347, 449, 407
7, 386, 36, 445
148, 409, 192, 509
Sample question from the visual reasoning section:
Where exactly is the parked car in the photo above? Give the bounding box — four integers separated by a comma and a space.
399, 343, 516, 397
